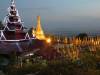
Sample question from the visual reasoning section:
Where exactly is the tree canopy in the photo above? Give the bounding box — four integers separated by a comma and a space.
0, 21, 3, 30
76, 33, 88, 40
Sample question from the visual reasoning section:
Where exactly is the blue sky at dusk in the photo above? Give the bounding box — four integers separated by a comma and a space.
0, 0, 100, 32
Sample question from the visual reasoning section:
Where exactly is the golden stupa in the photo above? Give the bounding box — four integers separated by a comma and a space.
35, 16, 45, 40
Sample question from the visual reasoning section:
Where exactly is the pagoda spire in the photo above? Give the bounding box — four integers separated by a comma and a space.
0, 0, 33, 41
35, 16, 45, 40
3, 0, 24, 31
11, 0, 15, 5
10, 0, 16, 7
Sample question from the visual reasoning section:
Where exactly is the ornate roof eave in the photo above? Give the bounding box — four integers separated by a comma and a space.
0, 30, 7, 40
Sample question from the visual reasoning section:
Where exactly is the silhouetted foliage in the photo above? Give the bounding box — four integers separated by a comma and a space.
0, 21, 3, 30
76, 33, 88, 40
5, 58, 100, 75
28, 27, 33, 36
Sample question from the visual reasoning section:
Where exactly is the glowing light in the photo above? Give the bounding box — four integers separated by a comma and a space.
25, 53, 34, 56
46, 38, 51, 43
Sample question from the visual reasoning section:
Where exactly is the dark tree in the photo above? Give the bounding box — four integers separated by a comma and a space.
76, 33, 88, 40
28, 27, 33, 36
0, 21, 3, 30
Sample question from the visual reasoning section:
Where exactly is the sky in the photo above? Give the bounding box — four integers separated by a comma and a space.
0, 0, 100, 33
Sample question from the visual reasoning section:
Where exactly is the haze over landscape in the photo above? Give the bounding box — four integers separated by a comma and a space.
0, 0, 100, 33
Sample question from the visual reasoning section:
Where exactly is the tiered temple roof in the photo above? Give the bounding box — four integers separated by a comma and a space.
0, 0, 37, 54
1, 0, 34, 41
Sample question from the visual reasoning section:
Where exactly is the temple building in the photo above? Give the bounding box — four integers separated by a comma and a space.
2, 0, 34, 41
0, 0, 43, 54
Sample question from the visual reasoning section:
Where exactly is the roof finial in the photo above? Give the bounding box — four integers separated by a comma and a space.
11, 0, 15, 5
11, 0, 15, 3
